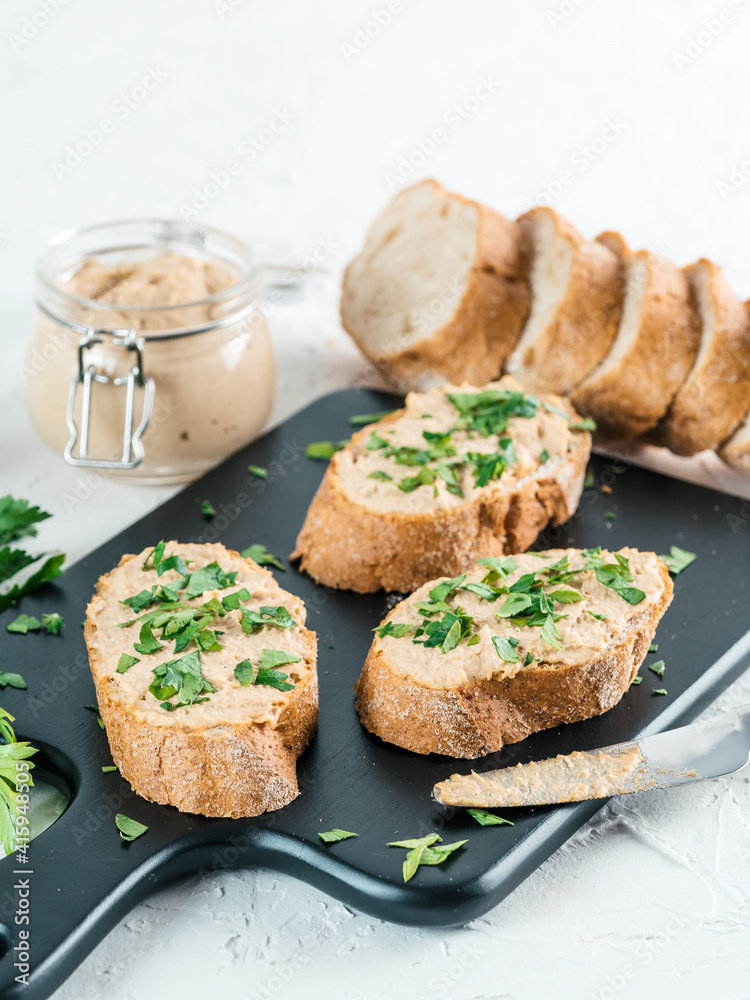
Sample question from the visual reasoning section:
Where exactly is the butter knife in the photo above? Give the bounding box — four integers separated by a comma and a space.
433, 705, 750, 808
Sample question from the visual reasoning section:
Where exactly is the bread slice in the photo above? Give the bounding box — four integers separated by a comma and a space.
85, 541, 318, 818
340, 179, 531, 392
504, 208, 624, 394
718, 405, 750, 473
291, 377, 591, 594
355, 547, 672, 758
570, 232, 701, 439
655, 260, 750, 455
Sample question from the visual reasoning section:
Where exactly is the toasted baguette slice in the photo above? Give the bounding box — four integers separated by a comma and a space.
570, 233, 700, 439
655, 261, 750, 455
718, 405, 750, 473
355, 547, 673, 758
340, 179, 531, 392
291, 377, 591, 594
85, 542, 318, 818
504, 208, 624, 394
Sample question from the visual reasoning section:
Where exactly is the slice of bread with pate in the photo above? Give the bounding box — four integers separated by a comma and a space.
504, 208, 624, 394
85, 541, 318, 818
355, 547, 672, 758
291, 377, 592, 594
570, 232, 701, 439
656, 261, 750, 455
340, 179, 531, 392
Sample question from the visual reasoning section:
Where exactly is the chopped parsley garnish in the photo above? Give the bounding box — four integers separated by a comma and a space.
652, 688, 668, 696
0, 672, 26, 690
648, 659, 666, 677
6, 613, 41, 633
492, 635, 519, 663
115, 814, 148, 842
102, 765, 118, 773
306, 440, 347, 460
568, 417, 596, 431
540, 449, 550, 464
133, 621, 164, 655
234, 649, 300, 690
388, 834, 467, 882
240, 605, 295, 634
448, 389, 537, 437
241, 543, 286, 571
149, 649, 216, 710
221, 588, 252, 611
248, 464, 268, 478
366, 432, 389, 450
630, 675, 643, 686
648, 642, 658, 652
349, 410, 396, 426
42, 612, 64, 634
414, 608, 474, 653
368, 470, 393, 481
604, 511, 617, 521
374, 621, 414, 639
657, 546, 696, 575
318, 828, 358, 842
399, 467, 436, 492
201, 499, 217, 519
467, 808, 514, 827
116, 652, 140, 674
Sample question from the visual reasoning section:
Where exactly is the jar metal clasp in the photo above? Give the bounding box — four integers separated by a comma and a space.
64, 329, 155, 469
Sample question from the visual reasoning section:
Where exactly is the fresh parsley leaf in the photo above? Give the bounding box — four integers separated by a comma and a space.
648, 642, 659, 652
248, 464, 268, 478
318, 828, 358, 842
201, 500, 217, 519
150, 649, 215, 708
430, 575, 467, 603
652, 688, 668, 696
234, 650, 299, 690
133, 621, 164, 655
657, 546, 697, 575
116, 653, 140, 674
306, 440, 347, 460
416, 609, 473, 652
492, 635, 519, 663
6, 613, 41, 634
604, 511, 617, 521
374, 621, 414, 639
648, 659, 666, 677
184, 562, 238, 599
630, 675, 643, 686
593, 555, 646, 605
102, 765, 118, 773
0, 495, 52, 547
467, 808, 514, 827
195, 628, 223, 652
435, 460, 463, 496
477, 556, 518, 583
257, 649, 301, 670
584, 468, 595, 489
221, 588, 252, 611
115, 814, 148, 842
460, 581, 505, 601
366, 432, 389, 450
240, 605, 295, 634
234, 658, 255, 686
388, 834, 466, 882
398, 466, 436, 492
42, 612, 64, 634
0, 547, 41, 586
241, 543, 286, 572
0, 552, 65, 613
540, 615, 563, 650
367, 470, 393, 481
539, 449, 550, 464
0, 672, 26, 689
121, 586, 159, 614
0, 707, 37, 854
586, 610, 607, 621
349, 410, 396, 426
549, 587, 584, 604
254, 667, 295, 693
496, 593, 532, 618
448, 389, 537, 437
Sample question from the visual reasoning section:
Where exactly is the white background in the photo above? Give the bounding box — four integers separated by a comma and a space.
2, 1, 750, 997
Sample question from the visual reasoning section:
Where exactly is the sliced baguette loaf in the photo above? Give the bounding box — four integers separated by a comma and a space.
718, 406, 750, 473
355, 547, 673, 758
570, 232, 701, 439
504, 208, 624, 394
340, 179, 531, 392
85, 541, 318, 818
291, 377, 591, 594
655, 261, 750, 455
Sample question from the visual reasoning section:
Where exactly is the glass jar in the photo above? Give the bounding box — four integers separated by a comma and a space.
26, 219, 275, 484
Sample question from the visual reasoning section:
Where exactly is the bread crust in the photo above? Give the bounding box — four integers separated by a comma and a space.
506, 208, 624, 394
656, 261, 750, 455
570, 233, 701, 440
291, 415, 590, 595
341, 179, 531, 393
85, 547, 319, 818
354, 557, 672, 758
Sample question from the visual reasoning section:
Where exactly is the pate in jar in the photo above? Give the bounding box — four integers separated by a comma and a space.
26, 220, 275, 484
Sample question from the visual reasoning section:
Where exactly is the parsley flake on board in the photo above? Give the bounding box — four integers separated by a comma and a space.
6, 614, 41, 634
318, 829, 358, 843
0, 672, 26, 690
234, 649, 300, 691
115, 814, 148, 842
248, 465, 268, 478
388, 834, 467, 882
42, 612, 64, 634
657, 546, 697, 575
648, 659, 666, 677
0, 707, 37, 854
652, 688, 668, 696
467, 808, 514, 827
630, 675, 643, 686
85, 704, 105, 729
201, 500, 217, 519
241, 543, 286, 571
102, 765, 118, 773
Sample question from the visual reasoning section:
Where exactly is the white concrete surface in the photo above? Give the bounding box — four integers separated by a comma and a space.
2, 1, 750, 996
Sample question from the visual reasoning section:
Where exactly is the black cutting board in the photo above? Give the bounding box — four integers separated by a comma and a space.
2, 388, 750, 1000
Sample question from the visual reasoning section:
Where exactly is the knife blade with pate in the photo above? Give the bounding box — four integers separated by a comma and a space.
432, 704, 750, 808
